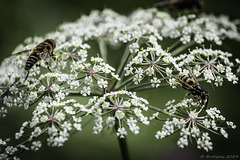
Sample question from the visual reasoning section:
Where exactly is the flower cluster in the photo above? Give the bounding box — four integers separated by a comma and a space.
0, 99, 88, 159
0, 7, 239, 159
124, 46, 239, 87
17, 99, 87, 147
124, 45, 177, 86
155, 99, 236, 151
130, 9, 240, 45
88, 90, 150, 138
175, 48, 238, 86
70, 56, 120, 95
236, 58, 240, 73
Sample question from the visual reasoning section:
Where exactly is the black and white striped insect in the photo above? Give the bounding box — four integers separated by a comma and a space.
171, 65, 209, 109
13, 39, 56, 81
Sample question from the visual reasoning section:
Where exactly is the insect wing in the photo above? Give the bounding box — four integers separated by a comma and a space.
12, 49, 31, 56
155, 0, 171, 8
39, 48, 51, 61
171, 74, 194, 90
185, 64, 199, 85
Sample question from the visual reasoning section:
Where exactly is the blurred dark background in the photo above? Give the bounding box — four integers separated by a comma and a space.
0, 0, 240, 160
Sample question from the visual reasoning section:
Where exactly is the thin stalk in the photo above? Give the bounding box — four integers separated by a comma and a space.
117, 44, 130, 76
58, 75, 86, 87
169, 39, 181, 52
171, 41, 196, 56
112, 44, 131, 89
128, 82, 169, 92
0, 91, 8, 99
128, 83, 151, 92
115, 77, 134, 91
148, 104, 183, 119
98, 39, 108, 63
155, 117, 169, 121
29, 92, 46, 106
68, 91, 102, 97
197, 122, 221, 135
115, 125, 130, 160
148, 104, 170, 117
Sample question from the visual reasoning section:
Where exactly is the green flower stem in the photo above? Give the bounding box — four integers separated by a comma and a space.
117, 44, 130, 77
0, 78, 21, 98
148, 104, 170, 117
117, 137, 130, 160
11, 139, 31, 157
115, 126, 130, 160
29, 92, 46, 106
171, 41, 196, 56
197, 122, 221, 135
169, 39, 181, 52
155, 117, 169, 121
148, 104, 183, 119
58, 76, 86, 86
128, 82, 169, 92
112, 44, 131, 89
98, 39, 108, 63
0, 90, 8, 99
162, 128, 181, 139
68, 91, 102, 97
127, 82, 152, 91
12, 127, 51, 157
115, 77, 134, 91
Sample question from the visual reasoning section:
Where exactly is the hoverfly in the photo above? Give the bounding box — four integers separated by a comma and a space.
13, 39, 56, 81
171, 65, 209, 109
155, 0, 203, 11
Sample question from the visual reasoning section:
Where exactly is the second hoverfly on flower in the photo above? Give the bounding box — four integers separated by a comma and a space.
171, 65, 209, 109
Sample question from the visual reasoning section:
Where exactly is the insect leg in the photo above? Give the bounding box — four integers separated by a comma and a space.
36, 63, 41, 68
203, 94, 209, 110
184, 92, 191, 99
195, 95, 201, 102
24, 71, 30, 82
52, 54, 60, 65
52, 54, 57, 61
45, 62, 52, 72
174, 81, 182, 86
194, 95, 205, 108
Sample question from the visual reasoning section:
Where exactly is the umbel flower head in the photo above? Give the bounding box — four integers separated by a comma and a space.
88, 90, 150, 138
155, 99, 236, 152
175, 48, 238, 86
0, 8, 239, 159
124, 45, 177, 86
17, 98, 87, 147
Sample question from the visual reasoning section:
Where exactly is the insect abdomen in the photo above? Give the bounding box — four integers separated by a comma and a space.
179, 75, 194, 85
25, 52, 40, 70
